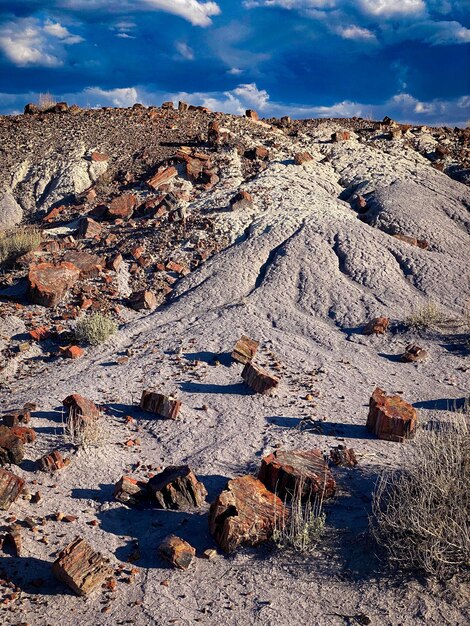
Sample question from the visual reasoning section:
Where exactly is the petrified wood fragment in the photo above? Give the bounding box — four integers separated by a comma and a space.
38, 450, 69, 472
63, 394, 100, 433
158, 535, 196, 570
209, 475, 287, 553
329, 445, 358, 467
4, 524, 22, 555
140, 391, 181, 419
0, 468, 24, 510
0, 426, 25, 466
148, 466, 207, 510
367, 387, 418, 442
259, 449, 336, 500
401, 344, 428, 363
242, 361, 279, 394
114, 476, 149, 506
363, 317, 390, 335
232, 335, 259, 364
52, 537, 112, 596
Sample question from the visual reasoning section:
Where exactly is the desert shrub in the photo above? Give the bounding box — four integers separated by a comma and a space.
75, 312, 117, 346
0, 227, 42, 266
406, 299, 445, 329
38, 92, 56, 111
371, 413, 470, 579
273, 476, 326, 553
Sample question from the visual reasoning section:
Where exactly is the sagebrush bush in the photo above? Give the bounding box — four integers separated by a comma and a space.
273, 476, 326, 553
406, 299, 445, 329
371, 413, 470, 579
0, 227, 42, 266
75, 312, 117, 346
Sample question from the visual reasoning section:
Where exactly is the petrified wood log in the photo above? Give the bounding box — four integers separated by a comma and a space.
258, 449, 336, 500
363, 317, 390, 335
329, 445, 358, 467
38, 450, 69, 472
366, 387, 418, 442
158, 535, 196, 570
8, 426, 36, 443
401, 344, 428, 363
0, 468, 24, 510
241, 361, 279, 394
114, 476, 149, 505
148, 465, 207, 510
0, 426, 25, 466
52, 537, 113, 596
63, 393, 100, 433
209, 475, 287, 553
232, 335, 259, 364
140, 391, 181, 419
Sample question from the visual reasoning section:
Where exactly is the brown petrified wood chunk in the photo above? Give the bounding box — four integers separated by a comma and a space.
0, 426, 25, 466
129, 289, 158, 311
107, 194, 136, 220
209, 475, 288, 553
258, 449, 336, 500
114, 476, 149, 505
294, 151, 314, 165
2, 407, 31, 427
242, 361, 279, 394
329, 445, 358, 467
401, 344, 428, 363
140, 390, 181, 419
366, 387, 418, 442
147, 166, 177, 190
158, 535, 196, 570
38, 450, 69, 472
148, 465, 207, 510
28, 262, 80, 307
4, 524, 22, 555
363, 316, 390, 335
62, 250, 105, 279
52, 537, 113, 596
0, 468, 24, 510
8, 426, 36, 444
232, 335, 259, 364
63, 393, 100, 433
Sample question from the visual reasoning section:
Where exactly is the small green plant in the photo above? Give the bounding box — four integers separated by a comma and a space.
0, 226, 42, 266
406, 299, 445, 329
273, 476, 326, 553
371, 411, 470, 580
75, 312, 117, 346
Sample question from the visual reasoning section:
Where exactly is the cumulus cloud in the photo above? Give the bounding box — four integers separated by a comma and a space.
358, 0, 426, 17
175, 41, 195, 60
336, 25, 376, 41
142, 0, 221, 26
0, 18, 83, 67
83, 86, 140, 107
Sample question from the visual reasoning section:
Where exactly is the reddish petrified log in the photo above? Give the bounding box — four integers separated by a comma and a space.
114, 476, 149, 506
242, 361, 279, 394
158, 535, 196, 570
0, 468, 24, 510
140, 391, 181, 419
52, 537, 113, 596
232, 335, 259, 364
366, 387, 418, 442
148, 465, 207, 510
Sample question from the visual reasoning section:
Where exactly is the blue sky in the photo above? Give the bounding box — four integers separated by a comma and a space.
0, 1, 469, 124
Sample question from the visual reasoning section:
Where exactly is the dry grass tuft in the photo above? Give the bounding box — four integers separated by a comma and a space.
371, 411, 470, 579
0, 226, 42, 266
273, 476, 326, 553
406, 299, 445, 329
38, 92, 56, 111
75, 312, 117, 346
62, 405, 103, 448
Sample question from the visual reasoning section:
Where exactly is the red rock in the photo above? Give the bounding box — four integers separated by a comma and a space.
245, 109, 259, 121
9, 426, 35, 444
230, 190, 253, 211
29, 326, 51, 341
90, 152, 108, 162
0, 468, 24, 510
393, 234, 429, 249
28, 262, 80, 307
114, 476, 148, 505
242, 361, 280, 394
209, 475, 287, 553
259, 449, 336, 500
129, 290, 157, 311
38, 450, 69, 472
130, 246, 144, 260
294, 151, 314, 165
63, 251, 105, 279
60, 345, 85, 359
147, 167, 177, 190
148, 465, 207, 509
158, 536, 195, 570
208, 120, 221, 145
185, 157, 205, 181
107, 194, 136, 220
363, 316, 390, 335
76, 217, 102, 239
52, 537, 113, 596
140, 391, 181, 419
244, 146, 269, 160
24, 103, 39, 114
166, 260, 187, 274
401, 344, 428, 363
366, 387, 418, 442
178, 101, 189, 112
53, 102, 68, 113
331, 131, 350, 142
161, 101, 174, 109
43, 205, 66, 223
232, 335, 259, 364
329, 445, 358, 467
107, 253, 123, 272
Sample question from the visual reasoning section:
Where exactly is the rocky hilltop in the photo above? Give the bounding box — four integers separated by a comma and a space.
0, 103, 469, 625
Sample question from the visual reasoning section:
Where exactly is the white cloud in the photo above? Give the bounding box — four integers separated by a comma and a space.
142, 0, 221, 26
359, 0, 425, 17
336, 24, 376, 41
83, 86, 140, 107
0, 18, 83, 67
227, 67, 243, 75
243, 1, 335, 8
175, 41, 195, 60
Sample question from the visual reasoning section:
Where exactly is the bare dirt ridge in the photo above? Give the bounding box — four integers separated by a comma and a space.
0, 105, 469, 625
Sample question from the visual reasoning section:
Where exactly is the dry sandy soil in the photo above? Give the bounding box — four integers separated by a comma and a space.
0, 106, 469, 625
